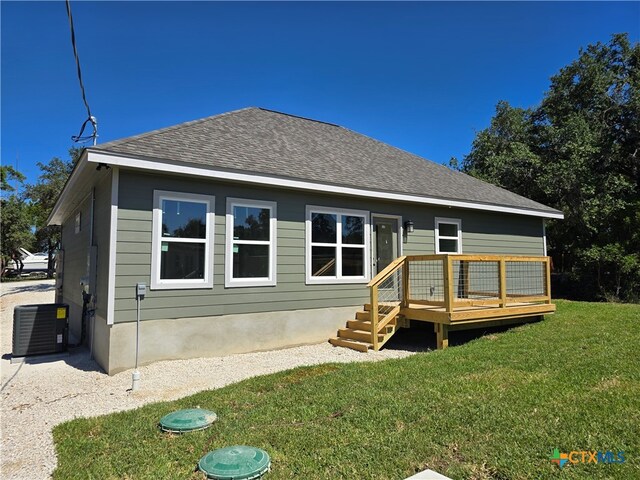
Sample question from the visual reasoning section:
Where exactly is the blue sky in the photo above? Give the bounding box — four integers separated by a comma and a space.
2, 1, 639, 186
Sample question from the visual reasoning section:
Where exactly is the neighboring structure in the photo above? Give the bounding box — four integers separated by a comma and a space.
48, 107, 563, 374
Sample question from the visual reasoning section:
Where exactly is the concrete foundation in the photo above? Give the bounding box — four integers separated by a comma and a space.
100, 305, 360, 374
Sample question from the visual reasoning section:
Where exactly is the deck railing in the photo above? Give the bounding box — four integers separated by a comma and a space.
367, 256, 405, 350
368, 254, 552, 343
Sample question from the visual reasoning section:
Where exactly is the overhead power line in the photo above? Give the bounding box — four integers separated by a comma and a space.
65, 0, 98, 145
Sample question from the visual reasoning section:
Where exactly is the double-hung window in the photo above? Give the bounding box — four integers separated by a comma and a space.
151, 191, 215, 289
306, 206, 370, 284
435, 217, 462, 254
225, 198, 277, 287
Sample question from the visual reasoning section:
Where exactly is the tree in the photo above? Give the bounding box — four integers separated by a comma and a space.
455, 33, 640, 301
25, 149, 80, 278
0, 166, 34, 274
1, 165, 25, 192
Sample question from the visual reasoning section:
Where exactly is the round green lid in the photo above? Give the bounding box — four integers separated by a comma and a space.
159, 408, 217, 433
198, 445, 271, 480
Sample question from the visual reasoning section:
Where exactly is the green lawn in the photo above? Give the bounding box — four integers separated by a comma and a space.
53, 300, 640, 479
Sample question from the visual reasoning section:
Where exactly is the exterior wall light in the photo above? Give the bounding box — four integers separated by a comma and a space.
404, 220, 414, 234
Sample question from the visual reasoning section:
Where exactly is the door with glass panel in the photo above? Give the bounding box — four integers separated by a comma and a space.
372, 217, 399, 275
371, 216, 401, 304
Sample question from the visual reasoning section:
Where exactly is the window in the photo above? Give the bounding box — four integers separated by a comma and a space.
306, 206, 370, 284
435, 217, 462, 254
151, 191, 215, 289
225, 198, 277, 287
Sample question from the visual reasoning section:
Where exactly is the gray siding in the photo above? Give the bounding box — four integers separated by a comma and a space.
113, 170, 545, 323
60, 196, 91, 338
59, 172, 112, 338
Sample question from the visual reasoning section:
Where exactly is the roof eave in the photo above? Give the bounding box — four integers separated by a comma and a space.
86, 149, 564, 220
47, 149, 90, 225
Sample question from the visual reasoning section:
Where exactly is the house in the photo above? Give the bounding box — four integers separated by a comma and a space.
48, 107, 563, 374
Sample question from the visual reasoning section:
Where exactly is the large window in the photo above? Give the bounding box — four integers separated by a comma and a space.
435, 217, 462, 254
306, 206, 370, 284
225, 198, 277, 287
151, 191, 215, 289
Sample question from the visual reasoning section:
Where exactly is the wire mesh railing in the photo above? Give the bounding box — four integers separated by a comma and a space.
368, 256, 405, 349
401, 255, 551, 310
367, 254, 551, 347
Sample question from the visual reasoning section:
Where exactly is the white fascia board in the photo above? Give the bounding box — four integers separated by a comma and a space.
86, 150, 565, 220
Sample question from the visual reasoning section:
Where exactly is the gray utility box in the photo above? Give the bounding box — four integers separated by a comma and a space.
12, 304, 69, 357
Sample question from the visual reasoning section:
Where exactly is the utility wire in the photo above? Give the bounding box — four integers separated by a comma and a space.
65, 0, 98, 144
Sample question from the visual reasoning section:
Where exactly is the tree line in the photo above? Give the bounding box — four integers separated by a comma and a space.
452, 33, 639, 302
1, 147, 81, 277
2, 35, 637, 301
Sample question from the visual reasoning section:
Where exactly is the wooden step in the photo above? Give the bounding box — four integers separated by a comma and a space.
363, 303, 400, 313
347, 320, 396, 334
355, 311, 370, 321
347, 319, 372, 330
329, 337, 370, 352
338, 328, 384, 343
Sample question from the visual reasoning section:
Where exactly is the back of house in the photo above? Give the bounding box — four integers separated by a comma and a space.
48, 107, 563, 374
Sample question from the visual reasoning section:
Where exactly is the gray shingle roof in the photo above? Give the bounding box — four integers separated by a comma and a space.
90, 107, 560, 215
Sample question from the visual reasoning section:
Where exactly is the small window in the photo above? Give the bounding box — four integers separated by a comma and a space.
306, 206, 369, 284
435, 217, 462, 254
75, 212, 81, 234
225, 198, 277, 287
151, 191, 215, 290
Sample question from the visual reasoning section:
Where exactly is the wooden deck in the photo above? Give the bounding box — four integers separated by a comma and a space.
330, 254, 556, 352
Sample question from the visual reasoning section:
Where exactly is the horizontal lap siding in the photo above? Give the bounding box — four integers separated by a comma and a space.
113, 170, 545, 323
60, 173, 113, 331
462, 215, 544, 255
60, 194, 92, 336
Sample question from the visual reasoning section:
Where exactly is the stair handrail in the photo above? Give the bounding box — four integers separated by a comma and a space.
367, 255, 406, 287
368, 256, 406, 350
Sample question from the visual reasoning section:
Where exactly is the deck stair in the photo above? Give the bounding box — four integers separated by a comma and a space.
329, 306, 404, 352
329, 254, 555, 352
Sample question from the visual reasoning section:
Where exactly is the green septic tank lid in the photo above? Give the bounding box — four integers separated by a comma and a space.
159, 408, 217, 433
198, 445, 271, 480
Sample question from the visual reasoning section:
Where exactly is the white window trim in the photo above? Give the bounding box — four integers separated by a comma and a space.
225, 198, 277, 288
435, 217, 462, 254
305, 205, 370, 285
151, 190, 215, 290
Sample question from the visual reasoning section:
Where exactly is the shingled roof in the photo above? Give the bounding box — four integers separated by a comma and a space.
89, 107, 561, 216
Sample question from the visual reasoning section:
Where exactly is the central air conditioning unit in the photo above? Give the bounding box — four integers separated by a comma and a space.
12, 304, 69, 358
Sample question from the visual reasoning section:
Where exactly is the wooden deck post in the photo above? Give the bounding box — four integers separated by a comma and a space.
370, 284, 379, 351
545, 257, 552, 304
499, 258, 507, 308
442, 255, 453, 314
402, 258, 410, 309
435, 323, 449, 350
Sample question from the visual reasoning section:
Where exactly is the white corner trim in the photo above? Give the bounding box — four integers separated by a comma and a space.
86, 150, 565, 220
542, 219, 547, 256
305, 205, 371, 285
435, 217, 462, 254
150, 190, 215, 290
106, 167, 119, 325
225, 198, 278, 288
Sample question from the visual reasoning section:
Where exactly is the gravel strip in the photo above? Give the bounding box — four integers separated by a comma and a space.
1, 280, 416, 479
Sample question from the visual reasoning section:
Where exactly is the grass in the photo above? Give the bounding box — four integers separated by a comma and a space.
53, 300, 640, 479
